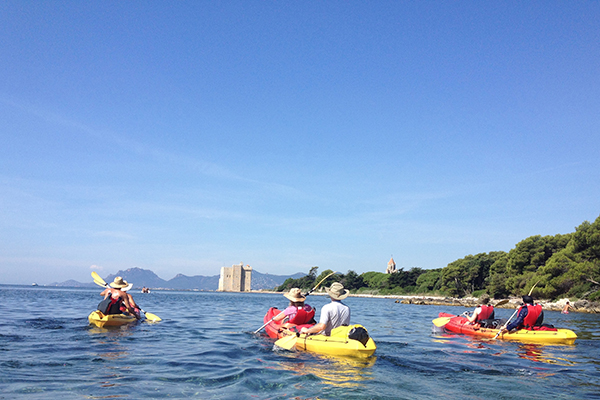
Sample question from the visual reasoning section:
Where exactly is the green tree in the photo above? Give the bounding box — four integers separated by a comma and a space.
342, 270, 365, 290
415, 269, 442, 293
360, 271, 389, 290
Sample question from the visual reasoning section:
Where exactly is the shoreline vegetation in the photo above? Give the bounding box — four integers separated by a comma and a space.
271, 215, 600, 314
253, 290, 600, 313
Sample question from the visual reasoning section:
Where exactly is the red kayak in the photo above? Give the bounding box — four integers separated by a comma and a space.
263, 307, 314, 339
437, 312, 577, 344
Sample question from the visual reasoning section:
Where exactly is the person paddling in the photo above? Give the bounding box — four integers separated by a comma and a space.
121, 282, 141, 319
465, 296, 495, 324
98, 277, 139, 319
501, 295, 543, 334
272, 288, 315, 327
300, 282, 351, 336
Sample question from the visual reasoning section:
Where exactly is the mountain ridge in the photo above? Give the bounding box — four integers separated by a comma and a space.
49, 267, 305, 291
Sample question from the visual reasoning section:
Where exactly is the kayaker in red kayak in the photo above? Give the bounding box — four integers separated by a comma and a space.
301, 282, 351, 336
465, 296, 495, 324
272, 288, 316, 327
501, 295, 543, 334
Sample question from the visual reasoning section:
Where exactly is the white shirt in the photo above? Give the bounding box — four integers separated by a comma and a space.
319, 300, 350, 335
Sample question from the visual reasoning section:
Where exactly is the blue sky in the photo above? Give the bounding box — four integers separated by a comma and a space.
1, 2, 599, 285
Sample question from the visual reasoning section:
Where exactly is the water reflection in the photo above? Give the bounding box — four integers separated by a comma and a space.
516, 343, 576, 366
274, 353, 376, 388
87, 324, 133, 398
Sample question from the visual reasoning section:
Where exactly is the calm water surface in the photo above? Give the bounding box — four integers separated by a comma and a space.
0, 285, 599, 399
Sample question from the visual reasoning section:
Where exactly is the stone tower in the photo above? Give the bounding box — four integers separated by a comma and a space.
218, 263, 252, 292
386, 257, 396, 274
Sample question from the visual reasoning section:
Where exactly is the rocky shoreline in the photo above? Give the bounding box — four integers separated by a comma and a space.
377, 295, 600, 313
254, 290, 600, 313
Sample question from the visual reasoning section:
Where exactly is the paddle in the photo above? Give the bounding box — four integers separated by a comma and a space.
303, 271, 338, 297
494, 299, 509, 307
432, 317, 453, 327
493, 308, 518, 339
91, 271, 161, 322
274, 332, 300, 350
254, 271, 339, 334
432, 299, 510, 328
254, 310, 285, 334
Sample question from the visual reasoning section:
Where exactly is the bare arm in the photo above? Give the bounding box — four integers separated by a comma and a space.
301, 322, 325, 334
466, 308, 480, 323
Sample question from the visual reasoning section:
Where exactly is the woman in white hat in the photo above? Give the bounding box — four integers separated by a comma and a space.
301, 282, 350, 336
98, 277, 139, 318
273, 288, 315, 326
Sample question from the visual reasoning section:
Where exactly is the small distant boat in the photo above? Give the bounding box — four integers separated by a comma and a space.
32, 283, 38, 286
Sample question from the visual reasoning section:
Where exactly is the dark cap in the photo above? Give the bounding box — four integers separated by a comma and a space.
522, 295, 534, 305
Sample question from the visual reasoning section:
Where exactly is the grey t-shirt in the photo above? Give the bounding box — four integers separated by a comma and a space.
319, 300, 350, 335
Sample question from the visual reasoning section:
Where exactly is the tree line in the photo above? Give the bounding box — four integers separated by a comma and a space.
275, 215, 600, 301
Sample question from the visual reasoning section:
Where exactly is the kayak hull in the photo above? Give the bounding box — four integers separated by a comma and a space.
263, 307, 376, 357
263, 307, 314, 339
292, 324, 377, 358
438, 312, 577, 344
88, 311, 137, 328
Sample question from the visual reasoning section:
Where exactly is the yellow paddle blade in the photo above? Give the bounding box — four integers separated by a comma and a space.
93, 279, 107, 288
494, 299, 509, 307
274, 334, 298, 350
432, 317, 453, 327
91, 271, 107, 286
144, 311, 162, 322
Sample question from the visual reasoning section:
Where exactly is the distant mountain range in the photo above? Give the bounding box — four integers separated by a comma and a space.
49, 267, 304, 291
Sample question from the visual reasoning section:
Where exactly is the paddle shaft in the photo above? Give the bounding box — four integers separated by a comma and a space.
494, 307, 520, 339
254, 310, 285, 334
304, 271, 338, 297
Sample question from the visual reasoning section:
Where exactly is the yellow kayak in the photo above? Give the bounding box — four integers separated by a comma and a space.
88, 310, 137, 328
289, 324, 376, 358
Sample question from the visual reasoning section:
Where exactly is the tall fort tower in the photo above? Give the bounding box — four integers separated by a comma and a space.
218, 263, 252, 292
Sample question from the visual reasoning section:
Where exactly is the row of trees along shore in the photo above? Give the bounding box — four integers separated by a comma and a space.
275, 215, 600, 302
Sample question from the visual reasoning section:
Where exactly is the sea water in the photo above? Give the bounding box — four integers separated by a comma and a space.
0, 285, 598, 399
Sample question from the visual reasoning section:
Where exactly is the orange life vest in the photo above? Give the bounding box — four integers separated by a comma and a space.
522, 304, 543, 328
476, 305, 494, 321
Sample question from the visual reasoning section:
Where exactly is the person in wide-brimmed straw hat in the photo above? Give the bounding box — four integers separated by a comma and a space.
110, 276, 129, 288
301, 282, 351, 336
273, 288, 315, 326
97, 276, 140, 319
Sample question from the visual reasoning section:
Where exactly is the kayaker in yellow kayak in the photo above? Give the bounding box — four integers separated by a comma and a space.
501, 295, 543, 334
300, 282, 351, 336
98, 277, 140, 319
272, 288, 316, 327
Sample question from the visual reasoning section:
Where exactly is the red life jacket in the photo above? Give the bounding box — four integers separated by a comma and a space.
288, 307, 315, 325
476, 305, 494, 321
522, 304, 543, 328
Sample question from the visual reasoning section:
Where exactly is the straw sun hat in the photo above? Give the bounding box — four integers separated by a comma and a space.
284, 288, 306, 302
110, 276, 129, 289
326, 282, 349, 300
